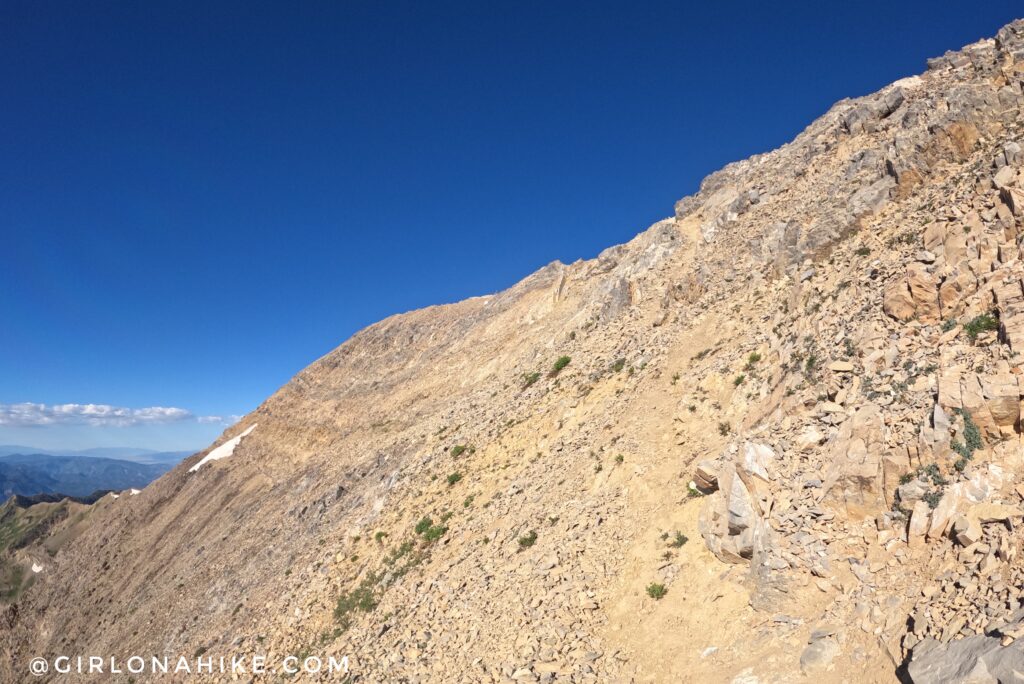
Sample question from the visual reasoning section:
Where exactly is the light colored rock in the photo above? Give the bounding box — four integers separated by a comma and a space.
908, 501, 931, 548
821, 404, 888, 519
796, 427, 824, 452
883, 279, 917, 321
994, 165, 1017, 189
928, 485, 963, 540
953, 514, 983, 546
971, 503, 1024, 524
799, 638, 839, 674
741, 442, 774, 481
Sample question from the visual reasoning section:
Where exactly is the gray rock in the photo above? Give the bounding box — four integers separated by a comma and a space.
849, 176, 896, 217
799, 638, 839, 674
908, 635, 1024, 683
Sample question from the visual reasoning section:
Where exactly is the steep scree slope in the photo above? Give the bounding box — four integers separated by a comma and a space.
4, 19, 1024, 683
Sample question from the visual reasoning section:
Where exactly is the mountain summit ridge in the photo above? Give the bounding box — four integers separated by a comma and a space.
4, 19, 1024, 682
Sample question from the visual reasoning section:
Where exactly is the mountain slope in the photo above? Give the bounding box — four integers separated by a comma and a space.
3, 19, 1024, 683
0, 445, 192, 464
0, 454, 173, 498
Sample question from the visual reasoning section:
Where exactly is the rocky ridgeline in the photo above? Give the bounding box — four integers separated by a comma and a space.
686, 19, 1024, 681
3, 19, 1024, 684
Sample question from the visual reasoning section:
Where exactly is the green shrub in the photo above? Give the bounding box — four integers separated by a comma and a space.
646, 583, 667, 599
521, 372, 541, 388
951, 409, 983, 470
855, 246, 871, 256
423, 525, 448, 542
733, 374, 745, 387
612, 358, 626, 372
450, 445, 468, 457
446, 472, 463, 486
518, 530, 538, 549
414, 516, 433, 535
669, 531, 688, 548
941, 318, 957, 332
964, 313, 998, 341
334, 578, 378, 630
550, 356, 571, 377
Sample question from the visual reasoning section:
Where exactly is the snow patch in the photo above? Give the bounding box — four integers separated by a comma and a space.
109, 493, 119, 499
129, 488, 141, 496
31, 563, 42, 574
189, 424, 258, 473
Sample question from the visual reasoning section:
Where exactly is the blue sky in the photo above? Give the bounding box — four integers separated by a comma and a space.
1, 2, 1020, 452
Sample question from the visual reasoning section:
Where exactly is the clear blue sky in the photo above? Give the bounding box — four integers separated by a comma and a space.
1, 2, 1020, 451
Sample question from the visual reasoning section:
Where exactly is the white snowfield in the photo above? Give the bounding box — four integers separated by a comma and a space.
188, 424, 258, 473
129, 489, 141, 496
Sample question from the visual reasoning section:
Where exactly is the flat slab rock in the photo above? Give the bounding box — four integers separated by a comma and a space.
908, 635, 1024, 683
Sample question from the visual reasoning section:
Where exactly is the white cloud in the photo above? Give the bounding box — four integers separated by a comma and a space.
0, 402, 231, 428
198, 414, 241, 425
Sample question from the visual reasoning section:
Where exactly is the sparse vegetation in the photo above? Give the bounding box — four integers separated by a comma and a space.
414, 516, 433, 535
963, 313, 998, 341
669, 531, 688, 548
646, 583, 667, 599
951, 408, 983, 471
450, 445, 468, 458
446, 472, 463, 486
855, 246, 871, 256
886, 231, 919, 248
733, 374, 745, 386
518, 530, 538, 549
334, 576, 379, 630
521, 372, 541, 389
550, 356, 571, 377
612, 358, 626, 372
718, 421, 731, 436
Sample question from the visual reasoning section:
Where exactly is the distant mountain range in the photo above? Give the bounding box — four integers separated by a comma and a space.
0, 453, 185, 499
0, 445, 192, 465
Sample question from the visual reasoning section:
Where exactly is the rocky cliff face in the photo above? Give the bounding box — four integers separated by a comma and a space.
4, 19, 1024, 683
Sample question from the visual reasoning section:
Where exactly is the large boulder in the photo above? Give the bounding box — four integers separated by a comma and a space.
698, 443, 776, 565
908, 631, 1024, 683
883, 265, 940, 323
698, 462, 768, 563
820, 404, 889, 519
